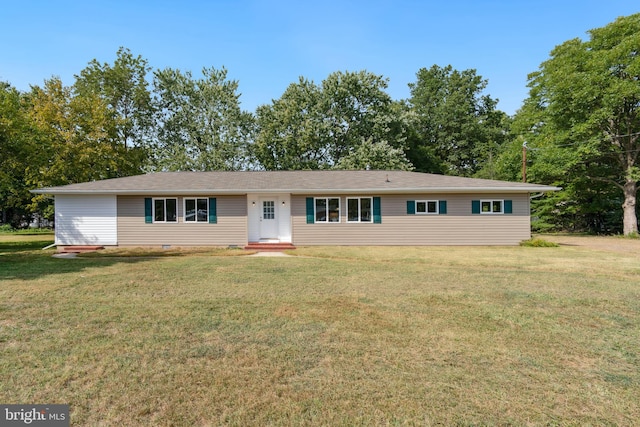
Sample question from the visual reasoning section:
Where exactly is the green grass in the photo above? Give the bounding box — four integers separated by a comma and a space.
1, 238, 639, 425
0, 226, 54, 235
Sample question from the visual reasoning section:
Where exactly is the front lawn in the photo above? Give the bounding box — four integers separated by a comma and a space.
1, 238, 639, 425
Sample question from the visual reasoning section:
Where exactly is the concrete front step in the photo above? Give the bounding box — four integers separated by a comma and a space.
244, 242, 296, 251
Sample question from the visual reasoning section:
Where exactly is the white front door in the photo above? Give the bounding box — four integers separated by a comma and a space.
259, 199, 278, 240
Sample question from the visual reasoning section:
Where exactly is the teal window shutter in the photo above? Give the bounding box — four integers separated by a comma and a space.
306, 197, 314, 224
504, 200, 513, 214
373, 197, 381, 223
144, 198, 152, 223
472, 200, 480, 214
439, 200, 447, 215
208, 198, 217, 223
407, 200, 415, 215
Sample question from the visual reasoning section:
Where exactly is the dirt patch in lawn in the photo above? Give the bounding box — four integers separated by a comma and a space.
540, 234, 640, 254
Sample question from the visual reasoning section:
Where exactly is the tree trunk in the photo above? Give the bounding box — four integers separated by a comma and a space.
622, 178, 638, 235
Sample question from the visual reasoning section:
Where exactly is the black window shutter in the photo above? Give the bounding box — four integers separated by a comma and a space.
406, 200, 415, 215
209, 198, 217, 223
373, 197, 381, 223
504, 200, 513, 214
144, 198, 152, 223
472, 200, 480, 214
306, 197, 314, 224
439, 200, 447, 215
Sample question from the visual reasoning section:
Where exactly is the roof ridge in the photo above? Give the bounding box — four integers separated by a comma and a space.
31, 170, 560, 195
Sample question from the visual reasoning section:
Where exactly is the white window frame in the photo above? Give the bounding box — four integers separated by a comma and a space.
416, 200, 439, 215
480, 199, 504, 214
153, 198, 178, 223
315, 197, 341, 223
184, 197, 209, 223
347, 197, 373, 223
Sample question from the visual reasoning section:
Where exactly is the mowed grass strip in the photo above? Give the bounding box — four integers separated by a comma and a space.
1, 238, 639, 425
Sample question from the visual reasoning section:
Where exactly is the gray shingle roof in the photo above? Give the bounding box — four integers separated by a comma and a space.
32, 170, 560, 195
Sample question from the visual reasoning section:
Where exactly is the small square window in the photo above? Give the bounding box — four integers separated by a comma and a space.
416, 200, 438, 214
481, 200, 504, 214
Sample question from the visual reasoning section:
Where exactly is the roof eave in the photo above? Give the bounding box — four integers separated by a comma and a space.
31, 186, 561, 196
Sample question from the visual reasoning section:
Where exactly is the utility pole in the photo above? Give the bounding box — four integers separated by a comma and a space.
522, 141, 527, 183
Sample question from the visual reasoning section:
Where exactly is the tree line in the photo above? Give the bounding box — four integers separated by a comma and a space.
1, 14, 638, 235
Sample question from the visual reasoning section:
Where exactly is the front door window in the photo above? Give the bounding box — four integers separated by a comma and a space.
263, 201, 275, 220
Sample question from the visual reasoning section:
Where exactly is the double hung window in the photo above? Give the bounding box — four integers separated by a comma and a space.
185, 198, 208, 222
315, 198, 340, 223
347, 197, 372, 222
154, 198, 177, 222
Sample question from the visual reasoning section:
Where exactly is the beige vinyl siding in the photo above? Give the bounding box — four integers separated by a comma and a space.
117, 196, 247, 246
292, 194, 531, 246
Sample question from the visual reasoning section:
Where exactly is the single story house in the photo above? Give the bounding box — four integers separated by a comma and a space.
32, 170, 559, 249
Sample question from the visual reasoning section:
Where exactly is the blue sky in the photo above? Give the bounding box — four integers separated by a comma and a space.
1, 1, 637, 115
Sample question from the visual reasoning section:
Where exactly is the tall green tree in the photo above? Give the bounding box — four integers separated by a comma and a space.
254, 70, 408, 170
74, 47, 154, 173
408, 65, 509, 176
320, 70, 406, 163
26, 77, 127, 216
515, 13, 640, 235
253, 77, 325, 170
153, 67, 254, 171
0, 83, 34, 226
333, 138, 413, 171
